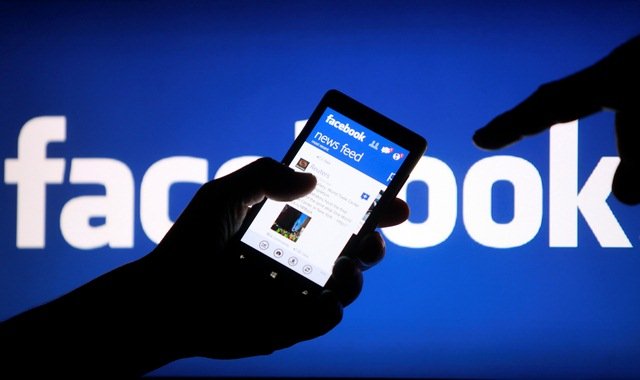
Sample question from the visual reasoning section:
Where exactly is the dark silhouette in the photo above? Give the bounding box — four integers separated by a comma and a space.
474, 34, 640, 205
0, 157, 409, 377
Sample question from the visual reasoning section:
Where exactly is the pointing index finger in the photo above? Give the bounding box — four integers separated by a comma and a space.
473, 64, 605, 150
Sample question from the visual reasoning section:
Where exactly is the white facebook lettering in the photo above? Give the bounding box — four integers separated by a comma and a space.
60, 158, 135, 249
2, 117, 632, 250
4, 117, 66, 248
463, 156, 543, 248
4, 116, 208, 249
549, 121, 631, 247
140, 157, 208, 244
382, 121, 630, 249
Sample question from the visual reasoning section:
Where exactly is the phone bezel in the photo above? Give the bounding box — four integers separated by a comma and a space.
229, 89, 427, 297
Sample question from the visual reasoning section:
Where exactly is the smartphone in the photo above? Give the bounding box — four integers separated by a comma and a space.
232, 89, 427, 296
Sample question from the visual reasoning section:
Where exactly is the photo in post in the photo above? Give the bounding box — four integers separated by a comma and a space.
271, 204, 311, 242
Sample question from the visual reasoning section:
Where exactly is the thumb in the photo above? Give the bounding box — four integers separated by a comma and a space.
218, 157, 317, 208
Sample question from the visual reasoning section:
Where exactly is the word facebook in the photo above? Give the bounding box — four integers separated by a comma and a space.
3, 116, 632, 250
325, 114, 367, 142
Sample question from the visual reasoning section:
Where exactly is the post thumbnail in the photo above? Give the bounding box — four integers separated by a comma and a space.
271, 204, 311, 242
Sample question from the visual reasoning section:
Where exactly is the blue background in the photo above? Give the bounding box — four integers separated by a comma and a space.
1, 1, 639, 378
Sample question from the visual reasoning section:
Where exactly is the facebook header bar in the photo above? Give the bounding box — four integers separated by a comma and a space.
305, 108, 408, 184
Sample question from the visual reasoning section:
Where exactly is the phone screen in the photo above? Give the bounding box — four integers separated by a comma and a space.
240, 107, 410, 286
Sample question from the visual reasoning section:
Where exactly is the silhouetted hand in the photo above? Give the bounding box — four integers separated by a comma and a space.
473, 34, 640, 204
146, 157, 408, 359
0, 157, 409, 378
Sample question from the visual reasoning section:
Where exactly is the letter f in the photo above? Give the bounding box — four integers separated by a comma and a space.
5, 117, 66, 248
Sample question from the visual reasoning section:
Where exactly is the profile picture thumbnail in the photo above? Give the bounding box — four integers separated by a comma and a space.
271, 205, 311, 242
295, 158, 310, 171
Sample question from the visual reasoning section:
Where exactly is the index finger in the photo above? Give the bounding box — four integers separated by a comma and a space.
377, 197, 410, 228
473, 65, 604, 150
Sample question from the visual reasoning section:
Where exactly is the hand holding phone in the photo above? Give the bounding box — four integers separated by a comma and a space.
0, 90, 425, 376
233, 89, 427, 296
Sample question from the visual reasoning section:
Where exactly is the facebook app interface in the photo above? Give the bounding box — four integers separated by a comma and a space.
241, 108, 408, 286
